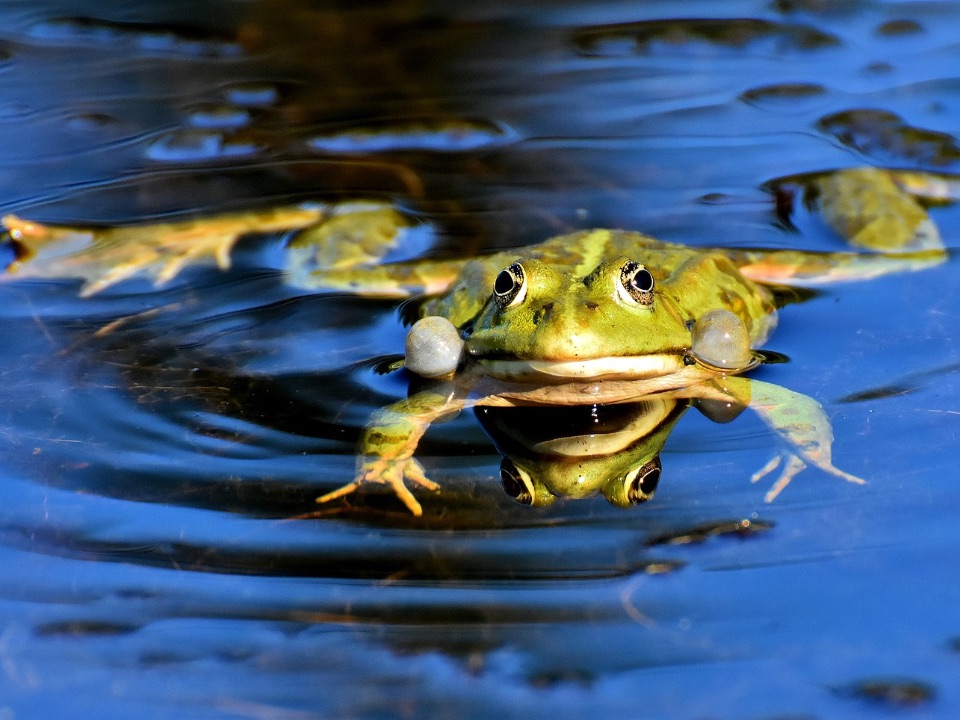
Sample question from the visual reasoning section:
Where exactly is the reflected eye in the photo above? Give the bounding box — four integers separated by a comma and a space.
493, 262, 527, 308
623, 457, 662, 504
618, 260, 655, 306
500, 459, 535, 505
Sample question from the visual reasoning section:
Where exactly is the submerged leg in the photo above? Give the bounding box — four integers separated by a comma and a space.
296, 257, 470, 299
283, 204, 466, 297
316, 384, 466, 516
888, 169, 960, 205
733, 246, 945, 287
697, 376, 864, 501
815, 167, 940, 253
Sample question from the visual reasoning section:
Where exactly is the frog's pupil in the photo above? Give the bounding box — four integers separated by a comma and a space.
632, 268, 654, 292
627, 457, 662, 503
619, 261, 655, 306
639, 463, 661, 495
494, 263, 525, 307
494, 269, 515, 296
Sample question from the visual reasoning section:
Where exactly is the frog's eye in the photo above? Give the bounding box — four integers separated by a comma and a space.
622, 456, 661, 504
500, 458, 535, 505
493, 262, 527, 308
618, 260, 655, 306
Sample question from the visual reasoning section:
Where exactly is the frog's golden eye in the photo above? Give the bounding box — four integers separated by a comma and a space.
500, 458, 535, 505
493, 262, 527, 308
623, 456, 661, 504
618, 260, 655, 306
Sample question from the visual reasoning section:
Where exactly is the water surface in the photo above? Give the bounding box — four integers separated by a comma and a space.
1, 1, 960, 718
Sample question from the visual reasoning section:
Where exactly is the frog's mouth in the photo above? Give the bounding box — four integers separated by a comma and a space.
474, 353, 686, 381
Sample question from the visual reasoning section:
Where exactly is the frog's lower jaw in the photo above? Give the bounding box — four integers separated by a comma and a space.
474, 354, 686, 382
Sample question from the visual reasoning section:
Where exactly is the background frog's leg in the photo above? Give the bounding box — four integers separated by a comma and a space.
296, 256, 471, 300
732, 246, 944, 287
286, 203, 415, 271
694, 376, 863, 502
282, 201, 481, 299
316, 385, 467, 516
4, 206, 325, 295
727, 167, 947, 286
284, 202, 466, 298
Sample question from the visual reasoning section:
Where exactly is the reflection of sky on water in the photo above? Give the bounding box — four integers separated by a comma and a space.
0, 1, 959, 718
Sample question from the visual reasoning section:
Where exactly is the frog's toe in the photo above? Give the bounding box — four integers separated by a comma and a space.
383, 474, 424, 516
751, 451, 865, 502
752, 452, 806, 503
402, 458, 441, 492
315, 479, 364, 506
315, 457, 438, 516
378, 458, 441, 515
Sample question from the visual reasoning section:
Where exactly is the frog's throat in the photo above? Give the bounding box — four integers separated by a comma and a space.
475, 354, 686, 381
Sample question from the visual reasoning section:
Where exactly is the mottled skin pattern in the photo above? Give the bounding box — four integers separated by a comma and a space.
0, 167, 950, 515
309, 168, 946, 514
429, 230, 777, 363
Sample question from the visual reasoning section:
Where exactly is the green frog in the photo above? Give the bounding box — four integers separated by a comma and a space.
303, 168, 946, 514
2, 168, 949, 515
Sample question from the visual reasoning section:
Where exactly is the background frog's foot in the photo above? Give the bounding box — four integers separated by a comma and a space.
752, 451, 865, 503
888, 170, 960, 205
816, 167, 942, 253
315, 457, 440, 516
3, 207, 324, 295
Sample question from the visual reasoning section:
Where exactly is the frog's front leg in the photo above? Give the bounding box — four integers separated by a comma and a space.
698, 376, 863, 502
317, 384, 467, 515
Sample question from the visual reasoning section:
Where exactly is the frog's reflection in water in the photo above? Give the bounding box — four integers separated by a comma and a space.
475, 397, 746, 508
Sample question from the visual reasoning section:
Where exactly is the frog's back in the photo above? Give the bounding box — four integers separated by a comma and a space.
520, 229, 703, 280
422, 229, 715, 328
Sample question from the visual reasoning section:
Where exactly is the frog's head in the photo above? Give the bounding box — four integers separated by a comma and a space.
465, 256, 693, 381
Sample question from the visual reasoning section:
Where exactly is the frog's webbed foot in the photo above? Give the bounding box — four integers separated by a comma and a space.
3, 207, 325, 295
317, 456, 441, 516
701, 376, 865, 502
317, 386, 463, 516
751, 451, 864, 503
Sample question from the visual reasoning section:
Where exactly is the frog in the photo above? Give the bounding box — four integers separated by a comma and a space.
302, 167, 947, 514
1, 167, 950, 515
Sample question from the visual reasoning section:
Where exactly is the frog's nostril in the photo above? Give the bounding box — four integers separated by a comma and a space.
584, 301, 599, 311
541, 301, 555, 315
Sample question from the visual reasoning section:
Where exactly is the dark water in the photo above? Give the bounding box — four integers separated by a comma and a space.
1, 1, 960, 718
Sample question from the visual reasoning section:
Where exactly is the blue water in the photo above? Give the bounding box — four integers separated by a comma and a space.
1, 1, 960, 718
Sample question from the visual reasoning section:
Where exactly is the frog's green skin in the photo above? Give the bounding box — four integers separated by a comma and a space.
1, 167, 951, 515
475, 398, 686, 508
429, 231, 776, 382
475, 383, 841, 509
310, 167, 947, 515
